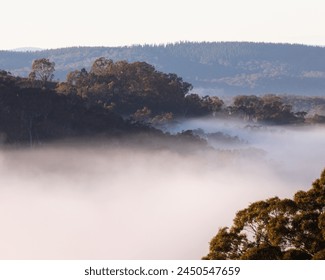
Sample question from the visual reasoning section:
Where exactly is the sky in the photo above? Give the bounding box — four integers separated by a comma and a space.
1, 0, 325, 50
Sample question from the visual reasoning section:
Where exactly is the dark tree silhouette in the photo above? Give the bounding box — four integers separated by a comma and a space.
203, 169, 325, 260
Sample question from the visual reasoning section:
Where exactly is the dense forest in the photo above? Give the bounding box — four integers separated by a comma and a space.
0, 59, 216, 146
3, 56, 325, 146
1, 54, 325, 261
1, 57, 325, 146
203, 169, 325, 260
2, 42, 325, 95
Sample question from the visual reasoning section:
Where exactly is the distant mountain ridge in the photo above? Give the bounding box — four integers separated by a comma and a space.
1, 42, 325, 96
11, 47, 44, 52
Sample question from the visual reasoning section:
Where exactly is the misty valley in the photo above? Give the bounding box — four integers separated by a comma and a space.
0, 51, 325, 260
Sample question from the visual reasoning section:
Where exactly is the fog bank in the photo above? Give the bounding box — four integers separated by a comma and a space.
0, 123, 324, 259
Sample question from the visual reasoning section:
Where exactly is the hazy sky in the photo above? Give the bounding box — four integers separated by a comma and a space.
1, 0, 325, 50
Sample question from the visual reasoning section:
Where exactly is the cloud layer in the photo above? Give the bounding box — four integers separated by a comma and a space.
0, 121, 324, 259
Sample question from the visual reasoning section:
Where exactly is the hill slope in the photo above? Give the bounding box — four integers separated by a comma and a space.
1, 42, 325, 95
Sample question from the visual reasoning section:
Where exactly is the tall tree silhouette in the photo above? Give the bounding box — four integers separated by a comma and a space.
203, 169, 325, 260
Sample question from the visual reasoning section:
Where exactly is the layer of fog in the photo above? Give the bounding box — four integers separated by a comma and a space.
0, 120, 324, 259
169, 118, 325, 187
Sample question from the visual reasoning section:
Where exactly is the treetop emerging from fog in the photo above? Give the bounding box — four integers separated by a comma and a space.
0, 56, 324, 146
203, 169, 325, 260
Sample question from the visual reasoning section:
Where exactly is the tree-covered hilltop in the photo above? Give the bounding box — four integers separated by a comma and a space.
55, 58, 311, 124
56, 57, 224, 118
2, 42, 325, 95
0, 63, 216, 146
203, 169, 325, 260
1, 57, 324, 145
0, 69, 128, 145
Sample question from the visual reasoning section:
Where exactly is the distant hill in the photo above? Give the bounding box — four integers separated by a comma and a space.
11, 47, 44, 52
1, 42, 325, 96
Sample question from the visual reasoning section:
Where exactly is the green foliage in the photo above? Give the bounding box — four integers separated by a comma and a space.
203, 169, 325, 260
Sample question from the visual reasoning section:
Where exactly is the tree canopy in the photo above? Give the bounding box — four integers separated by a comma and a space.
1, 56, 325, 145
57, 58, 225, 118
203, 169, 325, 260
29, 58, 55, 84
0, 69, 208, 147
229, 95, 304, 124
59, 56, 309, 123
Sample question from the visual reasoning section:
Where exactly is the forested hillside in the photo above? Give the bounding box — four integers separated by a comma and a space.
1, 56, 325, 145
0, 54, 325, 145
1, 53, 325, 261
0, 61, 216, 146
2, 42, 325, 95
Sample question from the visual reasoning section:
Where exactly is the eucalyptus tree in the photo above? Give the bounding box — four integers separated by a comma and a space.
203, 169, 325, 260
29, 58, 55, 85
